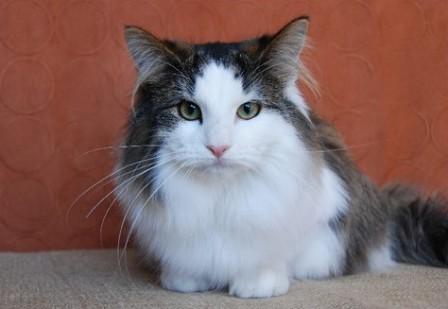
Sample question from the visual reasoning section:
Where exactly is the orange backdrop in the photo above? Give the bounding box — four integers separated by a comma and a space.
0, 0, 447, 252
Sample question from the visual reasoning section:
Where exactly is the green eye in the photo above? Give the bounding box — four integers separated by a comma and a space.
237, 101, 261, 120
178, 101, 201, 121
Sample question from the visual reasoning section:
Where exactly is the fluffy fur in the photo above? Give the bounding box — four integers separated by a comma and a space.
116, 17, 448, 298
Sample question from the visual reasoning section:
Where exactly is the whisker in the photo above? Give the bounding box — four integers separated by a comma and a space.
308, 139, 388, 154
65, 157, 158, 224
99, 196, 117, 248
239, 138, 387, 156
115, 172, 156, 277
120, 162, 188, 278
85, 165, 147, 219
77, 143, 164, 158
68, 148, 186, 224
87, 155, 179, 218
116, 175, 155, 277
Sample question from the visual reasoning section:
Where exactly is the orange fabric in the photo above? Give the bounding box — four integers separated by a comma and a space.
0, 0, 447, 251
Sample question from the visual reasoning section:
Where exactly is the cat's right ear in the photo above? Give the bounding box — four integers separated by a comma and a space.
124, 26, 177, 78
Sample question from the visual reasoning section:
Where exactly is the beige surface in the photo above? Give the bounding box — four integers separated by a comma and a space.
1, 250, 448, 309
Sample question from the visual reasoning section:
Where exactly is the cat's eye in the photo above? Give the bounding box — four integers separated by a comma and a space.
177, 101, 201, 121
237, 101, 261, 120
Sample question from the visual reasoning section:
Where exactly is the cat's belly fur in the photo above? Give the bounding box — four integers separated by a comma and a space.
127, 164, 351, 288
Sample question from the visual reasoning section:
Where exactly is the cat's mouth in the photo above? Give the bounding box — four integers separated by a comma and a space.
188, 157, 249, 175
202, 157, 236, 169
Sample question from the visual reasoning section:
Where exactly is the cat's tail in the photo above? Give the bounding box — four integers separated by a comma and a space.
383, 184, 448, 267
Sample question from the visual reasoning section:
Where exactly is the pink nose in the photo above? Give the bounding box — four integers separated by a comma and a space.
206, 145, 229, 158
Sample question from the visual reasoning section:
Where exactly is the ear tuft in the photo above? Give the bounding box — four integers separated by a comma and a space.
262, 16, 310, 83
273, 16, 309, 54
123, 25, 170, 79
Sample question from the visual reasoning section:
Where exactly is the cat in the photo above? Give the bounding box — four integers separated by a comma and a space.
116, 17, 448, 298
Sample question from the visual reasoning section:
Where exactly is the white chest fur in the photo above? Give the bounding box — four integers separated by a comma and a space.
124, 158, 348, 291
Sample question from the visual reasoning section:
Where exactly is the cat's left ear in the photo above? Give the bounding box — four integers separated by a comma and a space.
261, 16, 309, 83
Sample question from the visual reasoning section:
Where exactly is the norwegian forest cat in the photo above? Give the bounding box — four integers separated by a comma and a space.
116, 17, 448, 298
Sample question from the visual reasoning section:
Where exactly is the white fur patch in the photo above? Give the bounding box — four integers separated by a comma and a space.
194, 62, 256, 110
192, 62, 257, 148
368, 241, 395, 272
229, 267, 290, 298
291, 166, 348, 279
285, 80, 310, 120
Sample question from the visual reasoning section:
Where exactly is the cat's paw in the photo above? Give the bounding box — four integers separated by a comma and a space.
160, 271, 210, 293
229, 269, 290, 298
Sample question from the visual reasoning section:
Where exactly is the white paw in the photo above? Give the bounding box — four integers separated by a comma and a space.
160, 271, 210, 293
229, 270, 290, 298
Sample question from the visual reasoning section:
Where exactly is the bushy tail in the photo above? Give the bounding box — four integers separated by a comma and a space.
383, 184, 448, 267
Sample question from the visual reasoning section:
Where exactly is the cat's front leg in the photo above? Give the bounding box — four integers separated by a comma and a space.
160, 269, 212, 293
228, 267, 290, 298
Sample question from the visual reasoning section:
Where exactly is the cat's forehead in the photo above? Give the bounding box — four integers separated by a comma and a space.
189, 43, 258, 109
191, 41, 255, 77
194, 42, 242, 60
192, 61, 256, 110
192, 37, 269, 60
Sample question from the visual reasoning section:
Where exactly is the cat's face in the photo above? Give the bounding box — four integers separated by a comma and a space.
163, 59, 305, 177
121, 17, 314, 180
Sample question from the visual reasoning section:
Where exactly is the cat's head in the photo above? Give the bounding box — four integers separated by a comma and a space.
120, 17, 318, 181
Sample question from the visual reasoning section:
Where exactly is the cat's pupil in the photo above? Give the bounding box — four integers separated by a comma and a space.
243, 103, 251, 115
187, 103, 196, 115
